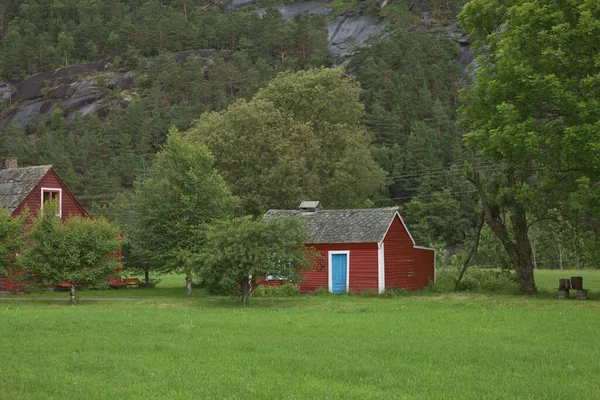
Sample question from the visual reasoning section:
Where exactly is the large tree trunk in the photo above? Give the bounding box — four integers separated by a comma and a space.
511, 202, 536, 293
241, 277, 253, 306
185, 272, 192, 296
70, 284, 77, 305
455, 211, 485, 291
471, 169, 537, 294
144, 269, 150, 285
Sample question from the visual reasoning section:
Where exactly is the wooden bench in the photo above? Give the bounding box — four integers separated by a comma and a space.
56, 282, 83, 291
124, 278, 142, 288
109, 279, 125, 289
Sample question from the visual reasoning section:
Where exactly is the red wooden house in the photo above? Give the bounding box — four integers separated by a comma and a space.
0, 158, 87, 292
264, 201, 435, 294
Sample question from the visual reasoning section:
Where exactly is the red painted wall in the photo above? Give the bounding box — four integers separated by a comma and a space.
413, 247, 435, 289
299, 243, 379, 293
383, 215, 418, 290
12, 168, 86, 221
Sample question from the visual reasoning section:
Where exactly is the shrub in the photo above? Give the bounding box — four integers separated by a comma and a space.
314, 287, 332, 296
434, 267, 520, 293
253, 283, 299, 297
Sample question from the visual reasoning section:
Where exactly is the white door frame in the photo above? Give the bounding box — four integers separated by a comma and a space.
328, 250, 350, 293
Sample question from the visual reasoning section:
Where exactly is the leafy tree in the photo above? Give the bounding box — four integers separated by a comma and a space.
126, 127, 234, 295
189, 67, 386, 215
0, 206, 27, 276
197, 216, 315, 305
459, 0, 600, 292
19, 202, 122, 305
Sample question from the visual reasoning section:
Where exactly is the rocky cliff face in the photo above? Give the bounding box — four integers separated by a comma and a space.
0, 1, 470, 129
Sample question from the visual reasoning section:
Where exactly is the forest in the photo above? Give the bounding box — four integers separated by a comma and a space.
0, 0, 599, 290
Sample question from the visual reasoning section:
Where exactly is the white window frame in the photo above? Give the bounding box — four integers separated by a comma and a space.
41, 187, 62, 218
328, 250, 350, 293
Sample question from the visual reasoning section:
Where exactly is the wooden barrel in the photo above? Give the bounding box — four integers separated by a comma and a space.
559, 279, 571, 290
571, 276, 583, 290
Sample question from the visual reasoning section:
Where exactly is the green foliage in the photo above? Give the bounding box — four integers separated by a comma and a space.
197, 216, 315, 304
18, 202, 121, 293
352, 28, 475, 248
253, 282, 300, 297
190, 67, 386, 215
0, 9, 333, 216
434, 266, 520, 293
126, 128, 234, 278
459, 0, 600, 290
0, 3, 331, 80
314, 286, 332, 296
0, 206, 27, 276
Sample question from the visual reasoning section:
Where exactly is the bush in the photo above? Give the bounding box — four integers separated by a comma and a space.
314, 287, 332, 296
434, 267, 520, 293
253, 283, 299, 297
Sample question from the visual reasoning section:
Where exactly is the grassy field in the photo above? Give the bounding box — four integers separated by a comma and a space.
534, 269, 600, 291
2, 286, 600, 399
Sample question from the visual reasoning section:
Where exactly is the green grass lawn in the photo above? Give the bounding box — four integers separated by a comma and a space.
535, 269, 600, 291
1, 292, 599, 399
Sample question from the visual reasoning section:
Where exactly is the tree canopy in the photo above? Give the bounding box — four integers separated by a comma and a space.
126, 127, 234, 294
459, 0, 600, 292
188, 67, 387, 215
18, 202, 121, 304
197, 216, 315, 305
0, 206, 26, 276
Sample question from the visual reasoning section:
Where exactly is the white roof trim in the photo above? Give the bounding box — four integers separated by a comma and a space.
413, 245, 435, 251
380, 211, 416, 245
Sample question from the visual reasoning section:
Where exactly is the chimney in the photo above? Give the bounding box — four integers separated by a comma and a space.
299, 201, 321, 214
5, 157, 17, 169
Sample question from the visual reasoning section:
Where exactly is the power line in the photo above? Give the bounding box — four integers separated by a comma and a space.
388, 165, 501, 181
372, 189, 479, 203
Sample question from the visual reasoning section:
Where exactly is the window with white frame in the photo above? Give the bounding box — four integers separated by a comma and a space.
41, 187, 62, 218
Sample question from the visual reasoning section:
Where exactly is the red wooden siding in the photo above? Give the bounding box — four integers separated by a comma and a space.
383, 215, 418, 290
12, 168, 86, 221
0, 268, 27, 292
262, 212, 435, 294
413, 247, 435, 289
299, 243, 378, 293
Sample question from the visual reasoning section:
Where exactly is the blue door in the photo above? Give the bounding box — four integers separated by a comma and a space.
331, 254, 348, 294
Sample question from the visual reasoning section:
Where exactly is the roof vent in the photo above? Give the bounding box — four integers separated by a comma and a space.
4, 157, 17, 169
299, 201, 321, 213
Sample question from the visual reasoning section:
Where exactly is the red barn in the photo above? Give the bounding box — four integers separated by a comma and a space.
264, 201, 435, 294
0, 158, 87, 292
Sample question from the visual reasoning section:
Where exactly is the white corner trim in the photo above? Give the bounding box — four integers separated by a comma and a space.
380, 212, 416, 246
378, 242, 385, 294
328, 250, 350, 293
40, 187, 62, 218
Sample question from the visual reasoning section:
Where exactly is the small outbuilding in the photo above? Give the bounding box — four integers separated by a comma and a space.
264, 201, 435, 294
0, 158, 87, 292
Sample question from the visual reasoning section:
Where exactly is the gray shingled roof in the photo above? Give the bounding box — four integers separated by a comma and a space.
264, 207, 402, 244
0, 166, 51, 214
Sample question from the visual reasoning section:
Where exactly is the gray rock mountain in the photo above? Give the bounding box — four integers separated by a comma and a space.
0, 1, 470, 129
